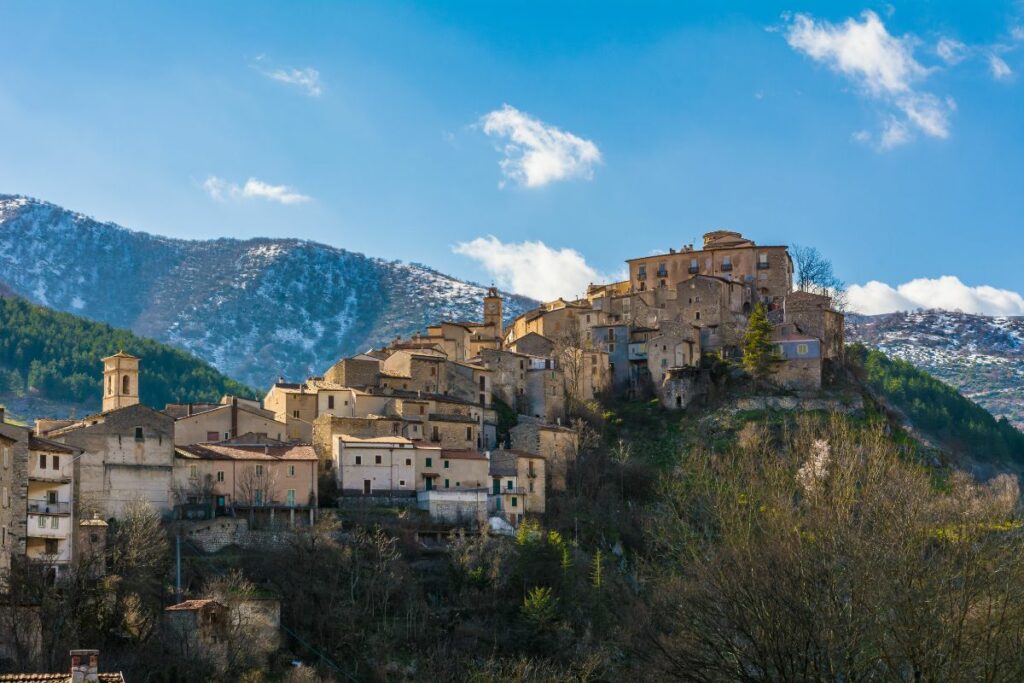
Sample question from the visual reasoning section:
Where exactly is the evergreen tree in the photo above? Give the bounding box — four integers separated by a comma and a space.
743, 302, 776, 381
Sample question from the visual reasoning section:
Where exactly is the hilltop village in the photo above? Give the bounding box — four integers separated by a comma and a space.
0, 230, 845, 676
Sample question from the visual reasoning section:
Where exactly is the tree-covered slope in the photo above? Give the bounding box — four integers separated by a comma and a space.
847, 343, 1024, 466
0, 295, 256, 414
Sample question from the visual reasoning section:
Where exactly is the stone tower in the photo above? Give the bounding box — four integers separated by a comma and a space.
102, 351, 140, 413
483, 286, 503, 330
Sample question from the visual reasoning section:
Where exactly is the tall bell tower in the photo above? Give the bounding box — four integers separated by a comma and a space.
483, 286, 503, 331
102, 351, 140, 413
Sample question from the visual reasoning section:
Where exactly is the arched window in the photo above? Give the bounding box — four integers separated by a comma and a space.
108, 376, 113, 395
122, 375, 130, 395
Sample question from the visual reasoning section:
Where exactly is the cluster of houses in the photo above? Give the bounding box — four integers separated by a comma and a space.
0, 230, 843, 586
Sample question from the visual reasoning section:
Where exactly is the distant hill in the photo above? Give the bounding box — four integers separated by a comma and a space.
847, 310, 1024, 429
0, 295, 256, 419
0, 194, 535, 389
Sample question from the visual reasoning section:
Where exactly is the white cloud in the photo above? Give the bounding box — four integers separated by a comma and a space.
783, 10, 953, 148
848, 276, 1024, 316
936, 37, 968, 64
252, 57, 322, 97
453, 236, 615, 301
1012, 26, 1024, 42
203, 176, 311, 205
480, 104, 601, 188
989, 53, 1013, 79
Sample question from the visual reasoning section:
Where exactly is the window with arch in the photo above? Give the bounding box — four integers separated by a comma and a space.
122, 375, 130, 395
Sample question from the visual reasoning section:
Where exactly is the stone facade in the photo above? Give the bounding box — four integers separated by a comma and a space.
783, 291, 845, 362
510, 420, 577, 492
44, 403, 176, 522
525, 367, 565, 423
172, 400, 287, 446
323, 356, 381, 388
382, 350, 447, 394
0, 413, 30, 576
101, 351, 140, 413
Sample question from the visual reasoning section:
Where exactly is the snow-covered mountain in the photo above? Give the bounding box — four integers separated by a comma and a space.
0, 195, 534, 388
847, 310, 1024, 428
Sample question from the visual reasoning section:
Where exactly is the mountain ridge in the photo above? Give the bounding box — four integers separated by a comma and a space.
0, 194, 535, 389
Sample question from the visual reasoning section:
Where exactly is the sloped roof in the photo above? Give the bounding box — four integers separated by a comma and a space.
0, 674, 125, 682
164, 598, 223, 612
440, 449, 488, 461
175, 443, 316, 462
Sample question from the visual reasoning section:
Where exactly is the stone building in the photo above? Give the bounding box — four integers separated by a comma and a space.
262, 382, 318, 442
646, 321, 702, 387
381, 349, 447, 394
0, 407, 29, 576
25, 435, 79, 576
488, 449, 545, 526
323, 354, 381, 388
174, 438, 318, 522
782, 291, 845, 362
770, 323, 823, 391
331, 435, 429, 497
510, 420, 577, 492
525, 364, 566, 423
101, 351, 140, 413
626, 230, 792, 305
169, 397, 287, 446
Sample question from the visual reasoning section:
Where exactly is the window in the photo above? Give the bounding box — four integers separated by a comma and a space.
721, 256, 732, 271
38, 515, 46, 528
444, 479, 450, 489
108, 376, 113, 395
39, 454, 46, 470
122, 375, 130, 394
444, 460, 450, 469
529, 482, 535, 492
134, 426, 144, 441
392, 423, 400, 435
189, 464, 198, 479
689, 258, 699, 273
797, 343, 809, 356
254, 490, 263, 507
419, 405, 425, 415
45, 539, 58, 555
608, 343, 615, 353
425, 457, 432, 467
506, 480, 513, 490
695, 311, 700, 320
292, 410, 300, 419
405, 458, 412, 466
637, 265, 647, 279
224, 432, 230, 440
1, 447, 7, 468
286, 489, 296, 507
375, 455, 382, 465
255, 464, 264, 476
355, 455, 362, 465
466, 427, 472, 441
217, 471, 224, 482
51, 516, 59, 529
511, 497, 518, 508
430, 367, 436, 376
758, 252, 769, 269
328, 395, 335, 409
432, 426, 439, 442
206, 431, 219, 442
288, 465, 295, 477
661, 359, 668, 368
399, 480, 406, 487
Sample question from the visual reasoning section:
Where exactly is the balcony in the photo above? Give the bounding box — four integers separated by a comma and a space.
656, 268, 668, 278
28, 467, 71, 483
720, 262, 733, 272
27, 499, 71, 515
757, 261, 770, 270
27, 513, 72, 539
688, 266, 699, 274
628, 343, 648, 361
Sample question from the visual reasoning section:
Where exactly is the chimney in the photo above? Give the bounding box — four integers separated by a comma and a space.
70, 649, 100, 683
0, 405, 5, 424
187, 403, 193, 417
231, 396, 238, 438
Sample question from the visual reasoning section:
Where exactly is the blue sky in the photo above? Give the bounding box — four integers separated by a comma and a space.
1, 1, 1023, 313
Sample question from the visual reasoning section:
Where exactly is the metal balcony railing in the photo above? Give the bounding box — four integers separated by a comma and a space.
688, 266, 699, 274
28, 500, 70, 515
757, 261, 770, 270
720, 263, 733, 272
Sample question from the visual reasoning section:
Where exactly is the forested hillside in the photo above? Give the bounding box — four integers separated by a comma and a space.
848, 343, 1024, 466
0, 296, 255, 413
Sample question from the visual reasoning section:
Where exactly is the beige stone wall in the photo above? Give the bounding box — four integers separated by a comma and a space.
174, 455, 317, 508
50, 405, 176, 521
263, 389, 317, 442
417, 451, 488, 491
0, 425, 29, 574
323, 358, 380, 387
174, 406, 287, 445
773, 358, 822, 391
517, 454, 546, 514
424, 418, 479, 450
335, 442, 419, 495
479, 349, 529, 412
510, 422, 576, 492
629, 243, 791, 303
525, 368, 565, 422
445, 362, 492, 407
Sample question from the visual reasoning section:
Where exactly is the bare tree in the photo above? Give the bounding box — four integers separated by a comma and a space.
237, 464, 280, 526
792, 244, 848, 311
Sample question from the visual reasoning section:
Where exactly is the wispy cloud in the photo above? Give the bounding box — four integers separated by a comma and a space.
453, 236, 616, 301
936, 37, 968, 65
782, 10, 954, 149
848, 276, 1024, 315
989, 53, 1014, 79
252, 56, 322, 97
203, 176, 311, 205
480, 105, 601, 188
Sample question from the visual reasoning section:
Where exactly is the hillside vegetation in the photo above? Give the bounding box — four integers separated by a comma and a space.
0, 296, 256, 412
848, 343, 1024, 466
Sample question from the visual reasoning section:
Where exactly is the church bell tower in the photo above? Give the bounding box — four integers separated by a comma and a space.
102, 351, 140, 413
483, 286, 503, 331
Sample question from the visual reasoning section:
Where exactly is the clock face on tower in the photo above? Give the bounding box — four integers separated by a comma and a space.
487, 302, 497, 312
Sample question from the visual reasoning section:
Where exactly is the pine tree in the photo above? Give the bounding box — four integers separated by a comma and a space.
590, 549, 603, 589
743, 303, 776, 382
